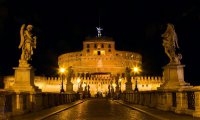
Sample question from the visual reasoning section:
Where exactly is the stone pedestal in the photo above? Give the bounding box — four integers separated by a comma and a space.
66, 82, 75, 93
159, 64, 190, 90
11, 67, 41, 93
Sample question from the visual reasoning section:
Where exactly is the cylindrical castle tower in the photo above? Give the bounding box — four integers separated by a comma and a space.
58, 36, 142, 77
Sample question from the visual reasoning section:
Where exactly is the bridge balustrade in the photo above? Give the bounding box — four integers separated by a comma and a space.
0, 90, 78, 119
121, 88, 200, 117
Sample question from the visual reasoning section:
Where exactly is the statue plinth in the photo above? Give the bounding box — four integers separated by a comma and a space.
158, 63, 191, 90
11, 66, 41, 93
66, 82, 75, 94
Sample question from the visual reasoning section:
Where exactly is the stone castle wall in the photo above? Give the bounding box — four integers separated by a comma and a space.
58, 37, 142, 75
4, 75, 164, 96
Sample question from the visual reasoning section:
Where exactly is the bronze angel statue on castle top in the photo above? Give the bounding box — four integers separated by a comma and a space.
18, 24, 37, 62
162, 23, 182, 64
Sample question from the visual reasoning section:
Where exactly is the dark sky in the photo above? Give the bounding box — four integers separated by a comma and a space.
0, 0, 200, 85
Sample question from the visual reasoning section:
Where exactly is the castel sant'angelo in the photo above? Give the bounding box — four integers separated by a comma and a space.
58, 36, 141, 79
4, 27, 164, 97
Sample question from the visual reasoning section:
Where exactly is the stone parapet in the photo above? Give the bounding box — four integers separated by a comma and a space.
121, 86, 200, 118
0, 90, 78, 119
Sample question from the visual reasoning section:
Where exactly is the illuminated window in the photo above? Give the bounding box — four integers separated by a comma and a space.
98, 51, 101, 55
94, 44, 97, 48
94, 50, 105, 55
87, 44, 90, 48
101, 51, 105, 55
108, 44, 111, 48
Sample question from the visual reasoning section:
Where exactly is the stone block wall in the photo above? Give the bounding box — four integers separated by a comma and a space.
121, 86, 200, 117
0, 90, 78, 119
4, 75, 164, 97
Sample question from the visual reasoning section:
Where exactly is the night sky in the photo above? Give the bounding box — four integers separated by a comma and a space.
0, 0, 200, 85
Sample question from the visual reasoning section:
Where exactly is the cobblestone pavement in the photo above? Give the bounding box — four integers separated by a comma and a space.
116, 100, 200, 120
11, 100, 85, 120
45, 99, 158, 120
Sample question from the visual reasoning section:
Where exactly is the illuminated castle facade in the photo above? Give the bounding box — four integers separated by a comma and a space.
58, 36, 142, 77
4, 30, 164, 97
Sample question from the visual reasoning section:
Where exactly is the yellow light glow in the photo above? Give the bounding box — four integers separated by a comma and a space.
59, 68, 66, 74
82, 83, 86, 87
93, 51, 98, 55
132, 66, 141, 74
77, 78, 81, 83
93, 50, 105, 55
101, 50, 105, 55
112, 83, 116, 87
119, 78, 122, 82
133, 67, 138, 73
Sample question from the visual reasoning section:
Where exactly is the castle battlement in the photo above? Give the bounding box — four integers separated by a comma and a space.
134, 76, 163, 80
33, 76, 164, 84
4, 74, 164, 93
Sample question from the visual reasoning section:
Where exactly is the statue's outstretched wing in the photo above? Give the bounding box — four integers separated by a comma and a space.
174, 32, 179, 49
18, 24, 25, 49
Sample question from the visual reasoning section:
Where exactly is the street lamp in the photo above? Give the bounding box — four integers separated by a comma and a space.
59, 67, 66, 93
132, 66, 141, 92
77, 78, 81, 92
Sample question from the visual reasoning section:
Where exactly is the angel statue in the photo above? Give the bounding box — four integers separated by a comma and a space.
18, 24, 37, 63
162, 23, 182, 64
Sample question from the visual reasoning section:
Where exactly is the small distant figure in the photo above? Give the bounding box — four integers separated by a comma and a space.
96, 27, 103, 37
19, 24, 37, 61
162, 23, 182, 64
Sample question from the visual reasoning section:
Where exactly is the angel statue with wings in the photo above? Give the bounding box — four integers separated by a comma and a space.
162, 23, 182, 64
18, 24, 37, 63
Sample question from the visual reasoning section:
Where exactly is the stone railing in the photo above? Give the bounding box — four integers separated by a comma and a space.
121, 86, 200, 117
0, 89, 79, 119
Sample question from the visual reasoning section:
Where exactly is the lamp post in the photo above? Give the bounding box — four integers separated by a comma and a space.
59, 67, 65, 93
132, 66, 141, 92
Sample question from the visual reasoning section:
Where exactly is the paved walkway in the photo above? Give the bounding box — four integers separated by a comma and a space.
11, 100, 200, 120
11, 100, 86, 120
115, 100, 200, 120
44, 99, 157, 120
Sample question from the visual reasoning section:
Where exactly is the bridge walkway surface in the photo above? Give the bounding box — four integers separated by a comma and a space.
11, 99, 200, 120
